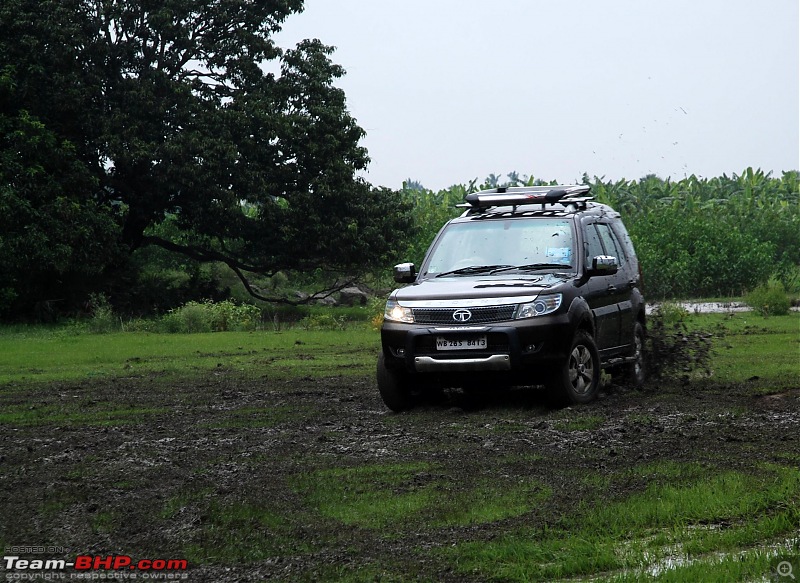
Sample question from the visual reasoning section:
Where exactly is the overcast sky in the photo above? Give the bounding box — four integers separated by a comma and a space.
274, 0, 799, 191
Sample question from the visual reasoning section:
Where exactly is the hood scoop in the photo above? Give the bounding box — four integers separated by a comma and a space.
474, 277, 543, 289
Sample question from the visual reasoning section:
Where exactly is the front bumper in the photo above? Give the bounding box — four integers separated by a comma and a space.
380, 314, 574, 377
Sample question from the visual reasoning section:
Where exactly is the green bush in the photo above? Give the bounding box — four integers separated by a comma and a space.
629, 210, 775, 299
205, 300, 261, 331
649, 301, 690, 325
776, 264, 800, 295
185, 302, 213, 332
745, 278, 791, 316
87, 293, 117, 334
161, 300, 262, 333
367, 296, 387, 330
298, 313, 346, 331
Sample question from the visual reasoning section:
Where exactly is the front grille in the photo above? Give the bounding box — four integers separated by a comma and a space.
412, 305, 516, 325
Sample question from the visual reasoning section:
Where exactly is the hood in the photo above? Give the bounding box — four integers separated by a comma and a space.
393, 274, 566, 303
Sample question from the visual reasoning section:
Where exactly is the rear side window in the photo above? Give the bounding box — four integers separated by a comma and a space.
611, 222, 638, 269
596, 223, 626, 266
584, 224, 605, 265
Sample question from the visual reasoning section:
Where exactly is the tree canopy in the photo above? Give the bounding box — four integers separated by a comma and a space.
0, 0, 411, 315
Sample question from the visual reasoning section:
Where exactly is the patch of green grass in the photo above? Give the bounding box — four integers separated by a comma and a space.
430, 481, 551, 528
552, 414, 605, 432
697, 311, 799, 335
581, 473, 613, 489
445, 463, 800, 582
662, 312, 799, 393
711, 314, 799, 387
294, 462, 436, 529
160, 486, 310, 565
0, 327, 380, 385
626, 460, 710, 482
585, 468, 795, 533
294, 462, 551, 530
183, 500, 310, 564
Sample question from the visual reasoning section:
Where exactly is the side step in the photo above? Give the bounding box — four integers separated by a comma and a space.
601, 355, 636, 370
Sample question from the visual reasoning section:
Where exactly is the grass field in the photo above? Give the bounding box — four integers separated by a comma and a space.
0, 312, 798, 581
0, 326, 378, 385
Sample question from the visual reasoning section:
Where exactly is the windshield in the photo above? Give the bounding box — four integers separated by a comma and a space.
423, 218, 575, 277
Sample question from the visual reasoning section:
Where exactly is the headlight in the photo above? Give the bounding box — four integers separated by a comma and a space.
516, 294, 562, 319
384, 300, 414, 323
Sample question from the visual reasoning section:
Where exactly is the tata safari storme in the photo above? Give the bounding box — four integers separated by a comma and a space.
378, 185, 646, 411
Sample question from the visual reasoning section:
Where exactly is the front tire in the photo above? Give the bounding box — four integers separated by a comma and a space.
547, 330, 601, 406
377, 352, 413, 412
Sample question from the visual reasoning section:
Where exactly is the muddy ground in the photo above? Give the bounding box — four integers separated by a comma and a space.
1, 372, 798, 581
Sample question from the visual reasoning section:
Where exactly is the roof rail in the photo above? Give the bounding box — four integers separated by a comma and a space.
459, 185, 592, 211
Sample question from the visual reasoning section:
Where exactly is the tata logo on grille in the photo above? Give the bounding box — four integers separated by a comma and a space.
452, 309, 472, 322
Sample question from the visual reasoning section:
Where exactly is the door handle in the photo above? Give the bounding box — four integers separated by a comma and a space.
607, 285, 617, 292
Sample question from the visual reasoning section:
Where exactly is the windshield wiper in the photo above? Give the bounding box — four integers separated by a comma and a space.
434, 265, 514, 278
490, 263, 572, 274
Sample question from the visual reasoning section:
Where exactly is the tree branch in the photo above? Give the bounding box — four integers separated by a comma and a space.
140, 234, 267, 272
140, 235, 361, 305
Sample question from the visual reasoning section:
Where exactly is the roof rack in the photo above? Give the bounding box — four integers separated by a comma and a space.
458, 185, 593, 213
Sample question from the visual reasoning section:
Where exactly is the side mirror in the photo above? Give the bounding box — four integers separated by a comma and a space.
588, 255, 618, 276
393, 262, 416, 284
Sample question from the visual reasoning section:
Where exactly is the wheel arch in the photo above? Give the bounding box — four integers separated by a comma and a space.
567, 296, 595, 338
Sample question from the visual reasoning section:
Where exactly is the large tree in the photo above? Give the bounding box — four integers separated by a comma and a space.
0, 0, 411, 312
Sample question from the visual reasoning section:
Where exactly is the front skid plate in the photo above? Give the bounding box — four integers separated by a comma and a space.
414, 354, 512, 372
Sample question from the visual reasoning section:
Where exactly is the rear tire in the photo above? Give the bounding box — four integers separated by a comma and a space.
628, 321, 647, 388
611, 321, 646, 388
547, 330, 601, 406
377, 352, 413, 412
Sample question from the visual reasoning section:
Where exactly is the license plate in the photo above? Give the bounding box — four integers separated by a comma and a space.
435, 335, 487, 351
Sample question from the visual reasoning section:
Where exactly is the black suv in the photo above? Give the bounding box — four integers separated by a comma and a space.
378, 185, 646, 411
